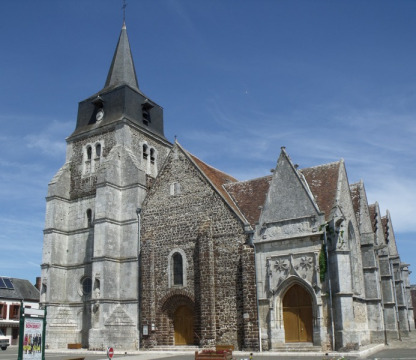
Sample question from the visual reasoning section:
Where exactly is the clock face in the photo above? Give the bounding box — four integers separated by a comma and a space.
96, 109, 104, 122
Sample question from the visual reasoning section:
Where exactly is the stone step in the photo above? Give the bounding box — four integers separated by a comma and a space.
271, 343, 322, 352
147, 345, 200, 352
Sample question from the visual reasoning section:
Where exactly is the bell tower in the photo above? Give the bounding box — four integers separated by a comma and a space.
41, 22, 171, 350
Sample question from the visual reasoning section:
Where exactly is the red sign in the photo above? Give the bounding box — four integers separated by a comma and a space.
107, 347, 114, 359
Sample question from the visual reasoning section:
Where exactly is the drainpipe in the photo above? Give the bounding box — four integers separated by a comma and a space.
247, 229, 262, 353
323, 226, 336, 350
136, 208, 142, 253
136, 207, 142, 349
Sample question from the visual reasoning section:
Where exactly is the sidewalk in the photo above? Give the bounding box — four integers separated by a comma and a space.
47, 332, 416, 360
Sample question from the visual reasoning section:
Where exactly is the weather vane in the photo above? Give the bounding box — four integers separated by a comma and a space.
122, 0, 127, 22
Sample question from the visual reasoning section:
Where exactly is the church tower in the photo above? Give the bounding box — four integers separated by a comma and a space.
41, 22, 171, 350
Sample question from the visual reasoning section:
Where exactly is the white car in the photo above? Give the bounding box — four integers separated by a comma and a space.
0, 329, 9, 350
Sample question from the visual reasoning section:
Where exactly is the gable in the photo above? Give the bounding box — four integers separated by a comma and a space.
142, 143, 249, 228
260, 149, 321, 225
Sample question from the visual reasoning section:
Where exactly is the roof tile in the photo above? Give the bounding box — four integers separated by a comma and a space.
301, 162, 341, 220
224, 176, 273, 227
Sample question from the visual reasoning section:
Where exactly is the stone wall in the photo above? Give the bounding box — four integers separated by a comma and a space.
140, 146, 259, 350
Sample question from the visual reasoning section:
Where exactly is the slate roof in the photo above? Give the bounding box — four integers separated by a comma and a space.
103, 22, 139, 92
301, 161, 341, 221
224, 176, 272, 227
0, 278, 39, 302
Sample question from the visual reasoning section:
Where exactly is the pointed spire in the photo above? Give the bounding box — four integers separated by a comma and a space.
104, 22, 139, 90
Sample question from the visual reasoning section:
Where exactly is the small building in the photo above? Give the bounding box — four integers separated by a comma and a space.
0, 277, 40, 345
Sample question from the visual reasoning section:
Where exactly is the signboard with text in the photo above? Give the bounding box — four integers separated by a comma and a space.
22, 318, 43, 360
18, 305, 46, 360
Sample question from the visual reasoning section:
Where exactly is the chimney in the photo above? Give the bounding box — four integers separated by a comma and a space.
35, 277, 41, 291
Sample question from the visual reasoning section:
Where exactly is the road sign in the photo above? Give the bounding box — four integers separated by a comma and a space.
107, 347, 114, 359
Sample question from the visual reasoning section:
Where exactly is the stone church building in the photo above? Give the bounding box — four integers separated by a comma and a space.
41, 23, 414, 352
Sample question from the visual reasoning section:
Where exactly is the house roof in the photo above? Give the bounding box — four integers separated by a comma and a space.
224, 176, 272, 227
0, 278, 39, 302
301, 161, 341, 221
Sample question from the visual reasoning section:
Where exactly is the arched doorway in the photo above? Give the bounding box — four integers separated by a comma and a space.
283, 284, 313, 342
174, 305, 194, 345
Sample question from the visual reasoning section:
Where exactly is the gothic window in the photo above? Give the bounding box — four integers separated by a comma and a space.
95, 143, 101, 157
173, 253, 183, 286
87, 146, 92, 160
86, 209, 93, 227
143, 144, 149, 159
150, 148, 156, 164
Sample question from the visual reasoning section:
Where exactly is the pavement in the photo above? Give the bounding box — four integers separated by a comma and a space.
45, 332, 416, 360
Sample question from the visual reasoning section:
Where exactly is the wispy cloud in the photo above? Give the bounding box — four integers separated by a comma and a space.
178, 96, 416, 238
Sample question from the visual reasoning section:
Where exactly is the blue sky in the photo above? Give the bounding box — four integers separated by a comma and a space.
1, 0, 416, 284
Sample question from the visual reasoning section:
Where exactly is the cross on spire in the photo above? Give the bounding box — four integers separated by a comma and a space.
122, 0, 127, 22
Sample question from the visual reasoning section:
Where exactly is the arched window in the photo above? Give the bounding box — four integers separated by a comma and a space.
95, 143, 101, 157
143, 144, 148, 159
87, 146, 92, 160
168, 249, 187, 288
173, 252, 183, 286
86, 209, 93, 227
150, 148, 155, 164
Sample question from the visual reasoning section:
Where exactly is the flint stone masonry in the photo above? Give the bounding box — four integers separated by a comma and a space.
140, 146, 259, 350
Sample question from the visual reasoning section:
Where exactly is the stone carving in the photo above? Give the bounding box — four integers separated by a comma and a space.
274, 259, 289, 272
268, 253, 316, 291
299, 256, 313, 270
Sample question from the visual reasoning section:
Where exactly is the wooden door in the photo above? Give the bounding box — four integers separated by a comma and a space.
283, 284, 313, 342
174, 305, 194, 345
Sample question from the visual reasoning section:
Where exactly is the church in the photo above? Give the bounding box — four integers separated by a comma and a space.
41, 22, 414, 352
